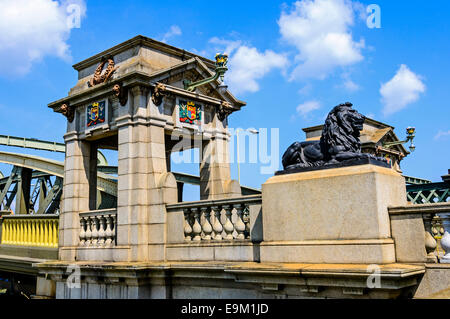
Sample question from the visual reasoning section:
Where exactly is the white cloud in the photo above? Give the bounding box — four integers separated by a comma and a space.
434, 130, 450, 140
296, 100, 321, 117
208, 37, 288, 94
209, 37, 242, 55
278, 0, 364, 80
0, 0, 86, 76
298, 83, 312, 95
380, 64, 426, 116
226, 46, 288, 94
343, 79, 359, 91
341, 73, 360, 92
161, 25, 182, 43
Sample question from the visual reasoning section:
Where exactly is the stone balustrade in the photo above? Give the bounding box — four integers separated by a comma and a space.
79, 209, 116, 247
389, 202, 450, 263
0, 214, 59, 247
166, 195, 262, 243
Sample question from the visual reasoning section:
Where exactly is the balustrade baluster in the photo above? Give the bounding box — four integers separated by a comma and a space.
111, 215, 116, 245
11, 220, 16, 245
2, 220, 9, 244
23, 220, 29, 246
183, 208, 193, 241
191, 208, 202, 241
53, 220, 58, 247
7, 220, 11, 244
98, 216, 106, 246
48, 220, 53, 247
79, 217, 86, 246
7, 220, 12, 244
222, 205, 234, 240
30, 220, 35, 246
104, 215, 113, 246
244, 205, 251, 239
44, 220, 49, 246
439, 213, 450, 263
91, 217, 99, 246
423, 214, 438, 263
28, 220, 33, 246
39, 219, 44, 247
18, 220, 23, 245
234, 204, 246, 240
85, 217, 92, 246
211, 205, 223, 240
27, 220, 32, 246
201, 207, 212, 240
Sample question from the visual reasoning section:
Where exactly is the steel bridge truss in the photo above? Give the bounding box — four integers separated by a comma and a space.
0, 167, 62, 215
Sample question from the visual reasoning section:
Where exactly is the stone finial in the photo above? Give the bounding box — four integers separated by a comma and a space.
87, 57, 119, 88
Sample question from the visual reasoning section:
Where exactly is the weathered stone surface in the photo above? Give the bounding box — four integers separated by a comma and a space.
390, 213, 427, 263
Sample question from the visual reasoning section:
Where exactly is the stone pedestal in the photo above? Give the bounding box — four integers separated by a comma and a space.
260, 164, 407, 264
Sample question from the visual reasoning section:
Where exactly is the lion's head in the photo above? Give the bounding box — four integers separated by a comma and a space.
320, 102, 365, 160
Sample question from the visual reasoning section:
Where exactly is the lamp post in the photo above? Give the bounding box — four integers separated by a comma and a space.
236, 128, 259, 185
183, 53, 229, 93
383, 127, 416, 152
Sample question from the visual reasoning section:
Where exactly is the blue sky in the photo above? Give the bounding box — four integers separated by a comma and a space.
0, 0, 449, 198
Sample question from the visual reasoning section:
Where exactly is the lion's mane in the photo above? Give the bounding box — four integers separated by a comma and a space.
319, 103, 361, 161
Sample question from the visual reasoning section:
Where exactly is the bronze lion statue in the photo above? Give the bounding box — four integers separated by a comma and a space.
282, 102, 384, 170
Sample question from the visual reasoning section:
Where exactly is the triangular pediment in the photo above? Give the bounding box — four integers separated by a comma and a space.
145, 57, 246, 109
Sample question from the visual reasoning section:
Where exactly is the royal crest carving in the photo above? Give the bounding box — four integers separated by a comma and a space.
282, 102, 387, 170
88, 57, 118, 87
151, 83, 166, 106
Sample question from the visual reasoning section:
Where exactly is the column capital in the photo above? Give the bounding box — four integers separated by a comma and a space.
130, 85, 150, 97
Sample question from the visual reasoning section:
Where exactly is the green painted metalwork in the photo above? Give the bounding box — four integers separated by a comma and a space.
0, 134, 108, 165
407, 182, 450, 204
383, 127, 416, 152
183, 53, 228, 92
404, 175, 432, 185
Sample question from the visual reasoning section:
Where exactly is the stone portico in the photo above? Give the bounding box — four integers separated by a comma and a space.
49, 35, 244, 263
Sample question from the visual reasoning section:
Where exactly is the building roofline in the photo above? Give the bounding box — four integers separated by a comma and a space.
72, 35, 216, 71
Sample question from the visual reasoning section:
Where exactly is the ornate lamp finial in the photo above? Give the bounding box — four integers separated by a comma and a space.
183, 53, 229, 92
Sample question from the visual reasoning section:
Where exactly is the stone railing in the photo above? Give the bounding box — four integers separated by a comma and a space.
79, 208, 116, 247
0, 214, 59, 248
389, 202, 450, 263
166, 195, 262, 243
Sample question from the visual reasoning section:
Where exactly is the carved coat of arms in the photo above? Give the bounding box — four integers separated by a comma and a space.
87, 101, 106, 127
179, 100, 201, 124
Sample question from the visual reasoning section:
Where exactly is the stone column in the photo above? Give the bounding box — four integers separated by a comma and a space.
115, 85, 168, 262
59, 136, 93, 261
199, 135, 231, 200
